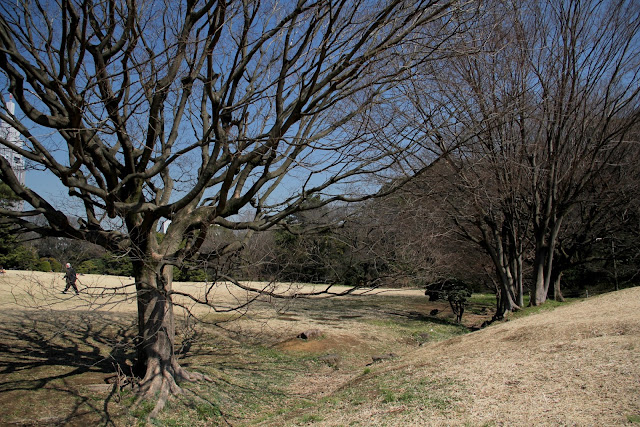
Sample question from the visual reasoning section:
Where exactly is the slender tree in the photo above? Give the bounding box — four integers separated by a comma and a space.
0, 0, 467, 414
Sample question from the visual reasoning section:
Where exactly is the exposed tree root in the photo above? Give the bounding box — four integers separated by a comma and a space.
134, 358, 213, 419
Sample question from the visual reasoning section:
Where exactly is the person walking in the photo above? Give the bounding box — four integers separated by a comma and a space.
62, 263, 79, 295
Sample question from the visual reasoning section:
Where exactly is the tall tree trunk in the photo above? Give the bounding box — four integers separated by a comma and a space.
493, 255, 520, 318
532, 246, 548, 306
553, 270, 565, 302
495, 276, 519, 319
515, 253, 524, 307
532, 219, 562, 305
132, 260, 210, 417
480, 226, 521, 318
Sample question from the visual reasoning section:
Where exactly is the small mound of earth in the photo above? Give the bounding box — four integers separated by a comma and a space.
276, 333, 368, 354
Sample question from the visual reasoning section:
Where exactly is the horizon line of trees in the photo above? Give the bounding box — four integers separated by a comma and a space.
2, 199, 636, 300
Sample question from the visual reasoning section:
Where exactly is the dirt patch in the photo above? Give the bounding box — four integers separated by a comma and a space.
276, 334, 369, 354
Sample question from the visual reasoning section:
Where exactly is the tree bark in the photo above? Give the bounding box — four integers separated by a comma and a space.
490, 245, 520, 318
552, 270, 565, 302
532, 218, 562, 305
475, 223, 521, 318
532, 246, 548, 306
132, 257, 210, 417
515, 253, 524, 308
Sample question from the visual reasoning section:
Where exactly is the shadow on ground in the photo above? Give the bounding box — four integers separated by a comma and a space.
0, 309, 140, 426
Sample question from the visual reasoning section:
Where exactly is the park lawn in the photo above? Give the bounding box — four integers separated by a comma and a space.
1, 270, 638, 426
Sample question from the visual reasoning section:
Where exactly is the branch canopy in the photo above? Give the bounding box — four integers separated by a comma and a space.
0, 0, 462, 257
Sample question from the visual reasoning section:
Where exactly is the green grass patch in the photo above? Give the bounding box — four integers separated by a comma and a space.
373, 375, 460, 410
317, 369, 462, 418
468, 293, 496, 306
253, 344, 293, 360
509, 297, 581, 320
379, 387, 416, 404
366, 317, 467, 339
130, 398, 155, 420
298, 413, 324, 423
195, 402, 221, 420
628, 414, 640, 423
155, 398, 223, 426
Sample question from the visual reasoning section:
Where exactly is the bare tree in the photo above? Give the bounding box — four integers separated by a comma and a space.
404, 0, 640, 315
518, 0, 640, 305
0, 0, 467, 415
400, 0, 534, 316
550, 129, 640, 299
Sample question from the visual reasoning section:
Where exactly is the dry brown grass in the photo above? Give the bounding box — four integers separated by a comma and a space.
263, 287, 640, 426
0, 270, 638, 426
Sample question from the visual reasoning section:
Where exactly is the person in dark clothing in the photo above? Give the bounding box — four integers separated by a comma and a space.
63, 263, 79, 295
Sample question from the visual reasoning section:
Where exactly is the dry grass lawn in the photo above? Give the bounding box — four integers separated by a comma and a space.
0, 270, 638, 426
280, 287, 640, 426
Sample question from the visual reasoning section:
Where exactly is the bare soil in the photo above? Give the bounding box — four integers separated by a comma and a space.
0, 270, 638, 426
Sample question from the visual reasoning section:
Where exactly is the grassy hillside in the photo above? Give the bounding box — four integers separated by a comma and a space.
0, 270, 638, 426
261, 287, 640, 426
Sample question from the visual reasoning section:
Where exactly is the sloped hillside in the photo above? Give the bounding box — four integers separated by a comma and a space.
267, 287, 640, 426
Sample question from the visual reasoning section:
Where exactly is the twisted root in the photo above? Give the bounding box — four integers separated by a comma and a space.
135, 358, 213, 419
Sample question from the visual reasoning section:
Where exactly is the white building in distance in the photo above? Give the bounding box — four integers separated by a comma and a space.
0, 96, 25, 210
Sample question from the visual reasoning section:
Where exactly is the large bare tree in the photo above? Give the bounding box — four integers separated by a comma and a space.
0, 0, 467, 414
520, 0, 640, 304
400, 0, 533, 315
407, 0, 640, 314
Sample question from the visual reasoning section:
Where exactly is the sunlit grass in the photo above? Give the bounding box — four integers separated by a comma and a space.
510, 297, 582, 320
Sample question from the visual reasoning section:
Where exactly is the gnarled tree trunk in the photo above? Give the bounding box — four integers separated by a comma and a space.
133, 261, 210, 417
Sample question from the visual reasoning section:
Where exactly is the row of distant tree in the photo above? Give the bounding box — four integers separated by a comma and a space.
2, 183, 636, 302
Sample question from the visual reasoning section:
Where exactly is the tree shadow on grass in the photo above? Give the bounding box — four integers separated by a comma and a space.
0, 309, 138, 426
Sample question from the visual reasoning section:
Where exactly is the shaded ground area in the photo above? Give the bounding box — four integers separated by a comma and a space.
0, 271, 480, 426
0, 308, 137, 426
